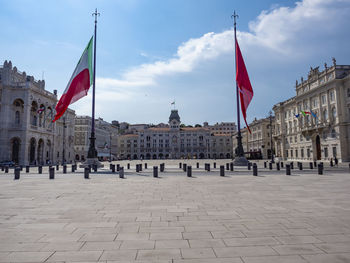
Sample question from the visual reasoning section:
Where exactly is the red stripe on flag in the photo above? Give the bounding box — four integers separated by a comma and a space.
53, 69, 90, 122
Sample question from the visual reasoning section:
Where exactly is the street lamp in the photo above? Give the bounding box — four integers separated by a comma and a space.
109, 132, 112, 162
269, 111, 274, 163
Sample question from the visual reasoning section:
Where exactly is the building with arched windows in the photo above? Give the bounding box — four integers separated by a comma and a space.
0, 60, 75, 165
117, 109, 233, 160
273, 59, 350, 162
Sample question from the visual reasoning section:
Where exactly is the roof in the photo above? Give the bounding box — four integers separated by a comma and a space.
169, 110, 180, 122
147, 128, 171, 132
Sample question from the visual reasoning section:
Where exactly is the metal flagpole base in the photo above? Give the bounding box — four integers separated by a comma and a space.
80, 158, 104, 168
233, 156, 249, 166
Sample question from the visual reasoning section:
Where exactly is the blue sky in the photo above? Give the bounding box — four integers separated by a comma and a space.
1, 0, 350, 126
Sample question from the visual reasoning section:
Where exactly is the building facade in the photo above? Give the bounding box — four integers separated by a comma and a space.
232, 116, 274, 159
203, 121, 237, 135
74, 116, 119, 161
117, 110, 233, 159
273, 59, 350, 162
0, 60, 75, 165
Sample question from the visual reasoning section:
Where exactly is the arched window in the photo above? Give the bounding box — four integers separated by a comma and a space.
323, 109, 328, 122
15, 111, 20, 124
332, 107, 337, 119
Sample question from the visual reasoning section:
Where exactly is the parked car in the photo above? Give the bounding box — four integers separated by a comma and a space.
0, 161, 15, 167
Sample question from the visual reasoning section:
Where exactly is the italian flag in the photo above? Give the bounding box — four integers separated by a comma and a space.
53, 37, 93, 122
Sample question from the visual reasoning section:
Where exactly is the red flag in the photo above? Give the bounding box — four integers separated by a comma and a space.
236, 40, 254, 133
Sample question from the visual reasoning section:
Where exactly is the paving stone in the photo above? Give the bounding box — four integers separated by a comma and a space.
242, 255, 308, 263
120, 240, 155, 249
214, 246, 278, 257
188, 239, 226, 248
271, 244, 325, 255
46, 251, 102, 262
275, 235, 323, 245
137, 249, 181, 260
183, 232, 213, 240
223, 237, 280, 247
156, 240, 190, 249
314, 242, 350, 253
99, 249, 137, 261
181, 248, 216, 259
0, 251, 53, 262
301, 253, 350, 263
150, 232, 183, 240
79, 241, 122, 251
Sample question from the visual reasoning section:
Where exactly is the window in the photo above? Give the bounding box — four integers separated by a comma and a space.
307, 148, 310, 158
15, 111, 20, 124
321, 94, 327, 105
332, 107, 337, 119
286, 150, 289, 157
324, 147, 328, 158
290, 149, 293, 157
329, 90, 335, 102
301, 148, 304, 158
323, 109, 328, 121
332, 147, 337, 157
295, 149, 298, 158
300, 135, 303, 142
331, 129, 336, 138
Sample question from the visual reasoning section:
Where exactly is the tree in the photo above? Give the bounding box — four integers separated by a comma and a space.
195, 124, 202, 127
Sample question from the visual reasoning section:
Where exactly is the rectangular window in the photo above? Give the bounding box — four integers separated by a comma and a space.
295, 149, 298, 158
332, 146, 337, 158
301, 148, 304, 158
291, 149, 293, 157
307, 148, 310, 158
324, 147, 328, 158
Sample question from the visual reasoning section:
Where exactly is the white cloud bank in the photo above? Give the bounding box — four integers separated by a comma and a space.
72, 0, 350, 123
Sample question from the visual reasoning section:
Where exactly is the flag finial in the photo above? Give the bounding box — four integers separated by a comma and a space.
231, 11, 239, 27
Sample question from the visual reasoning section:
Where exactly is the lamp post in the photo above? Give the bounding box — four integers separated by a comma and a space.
269, 111, 274, 163
109, 132, 112, 162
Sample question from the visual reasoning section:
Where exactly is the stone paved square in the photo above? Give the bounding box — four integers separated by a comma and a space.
0, 160, 350, 262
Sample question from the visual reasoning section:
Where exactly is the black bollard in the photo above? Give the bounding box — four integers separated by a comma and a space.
56, 164, 59, 171
136, 164, 140, 173
153, 166, 158, 177
117, 164, 120, 171
230, 162, 234, 171
248, 162, 251, 170
179, 163, 182, 169
183, 163, 187, 172
144, 163, 147, 170
276, 162, 280, 171
314, 161, 317, 167
213, 162, 216, 169
299, 163, 303, 171
127, 163, 130, 169
139, 164, 142, 172
253, 163, 258, 176
226, 163, 230, 171
269, 162, 272, 170
309, 162, 313, 169
14, 167, 20, 180
207, 163, 210, 172
84, 167, 89, 179
119, 167, 124, 178
5, 166, 9, 173
63, 165, 67, 174
281, 162, 284, 168
160, 163, 164, 172
330, 160, 334, 167
71, 165, 75, 173
93, 164, 97, 172
318, 164, 323, 175
290, 162, 294, 169
204, 163, 207, 171
187, 165, 192, 177
20, 166, 23, 171
49, 167, 55, 179
26, 166, 30, 173
264, 162, 267, 168
111, 164, 115, 173
196, 162, 199, 169
220, 165, 225, 176
38, 166, 42, 174
286, 164, 291, 175
109, 163, 113, 170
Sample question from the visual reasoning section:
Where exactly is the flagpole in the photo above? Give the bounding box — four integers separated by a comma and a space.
232, 11, 248, 166
87, 9, 99, 161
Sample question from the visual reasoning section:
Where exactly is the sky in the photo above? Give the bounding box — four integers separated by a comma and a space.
1, 0, 350, 126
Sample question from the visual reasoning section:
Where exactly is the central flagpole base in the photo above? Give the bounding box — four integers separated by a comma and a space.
233, 156, 249, 166
80, 158, 104, 169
